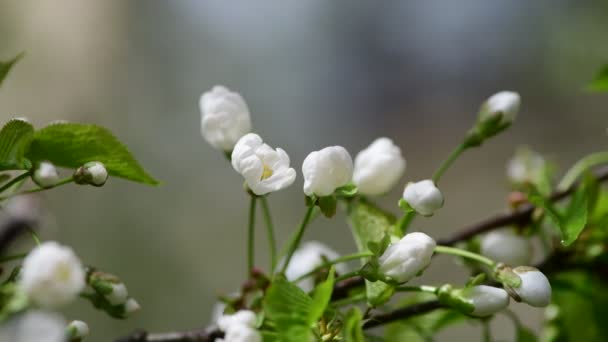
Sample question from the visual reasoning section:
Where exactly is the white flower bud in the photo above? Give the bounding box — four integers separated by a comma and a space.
0, 311, 66, 342
66, 320, 90, 339
105, 282, 129, 306
402, 180, 444, 216
302, 146, 353, 197
353, 137, 406, 196
231, 133, 296, 195
480, 229, 532, 266
512, 266, 551, 307
478, 91, 520, 125
462, 285, 510, 317
217, 310, 261, 342
19, 241, 85, 309
123, 298, 141, 316
32, 161, 59, 188
378, 232, 436, 283
200, 85, 252, 151
507, 147, 546, 184
281, 241, 348, 292
74, 161, 108, 186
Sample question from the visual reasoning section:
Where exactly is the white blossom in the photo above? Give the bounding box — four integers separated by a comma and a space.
402, 180, 444, 216
75, 161, 108, 186
378, 232, 436, 283
480, 229, 532, 266
105, 283, 129, 306
200, 85, 252, 151
0, 311, 66, 342
32, 161, 59, 188
478, 91, 521, 125
353, 137, 406, 196
124, 298, 141, 316
19, 241, 85, 309
462, 285, 510, 317
302, 146, 353, 197
282, 241, 349, 292
66, 320, 90, 339
217, 310, 261, 342
512, 266, 551, 307
231, 133, 296, 195
507, 148, 546, 184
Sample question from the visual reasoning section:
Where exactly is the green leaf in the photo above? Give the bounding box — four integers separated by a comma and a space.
398, 198, 413, 213
25, 123, 158, 185
263, 276, 313, 341
336, 183, 358, 197
0, 119, 34, 171
343, 308, 364, 342
0, 53, 23, 88
587, 64, 608, 92
318, 195, 337, 218
527, 185, 588, 246
544, 271, 608, 342
346, 199, 400, 306
307, 269, 334, 324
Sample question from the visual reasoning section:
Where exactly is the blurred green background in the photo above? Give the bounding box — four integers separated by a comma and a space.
0, 1, 607, 340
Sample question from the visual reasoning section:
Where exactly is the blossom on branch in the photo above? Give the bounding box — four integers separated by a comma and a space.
302, 146, 353, 197
353, 137, 406, 196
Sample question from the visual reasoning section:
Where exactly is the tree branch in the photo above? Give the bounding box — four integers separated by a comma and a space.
115, 166, 608, 341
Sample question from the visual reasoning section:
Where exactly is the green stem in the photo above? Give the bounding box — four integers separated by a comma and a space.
0, 171, 31, 194
335, 270, 361, 283
0, 253, 27, 263
29, 229, 41, 246
247, 196, 257, 276
434, 245, 495, 267
558, 151, 608, 191
395, 285, 438, 294
0, 176, 75, 200
280, 205, 315, 275
398, 211, 416, 235
294, 251, 374, 283
260, 196, 277, 272
432, 143, 468, 184
482, 320, 493, 342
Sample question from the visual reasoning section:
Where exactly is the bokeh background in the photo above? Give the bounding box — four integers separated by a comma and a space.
1, 1, 607, 341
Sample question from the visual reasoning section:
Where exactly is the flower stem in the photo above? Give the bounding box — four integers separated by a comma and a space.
280, 205, 315, 275
247, 195, 257, 276
0, 252, 27, 263
0, 171, 31, 195
398, 211, 416, 235
335, 270, 361, 283
482, 319, 493, 342
395, 285, 438, 294
29, 229, 41, 246
0, 176, 75, 201
432, 143, 468, 184
434, 245, 495, 267
260, 196, 277, 273
294, 251, 374, 283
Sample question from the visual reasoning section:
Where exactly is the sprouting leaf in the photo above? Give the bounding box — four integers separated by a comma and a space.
346, 199, 400, 306
25, 123, 159, 185
587, 64, 608, 92
263, 276, 313, 341
343, 307, 364, 342
0, 119, 34, 171
0, 53, 23, 87
318, 195, 337, 218
557, 151, 608, 191
307, 269, 335, 324
527, 184, 588, 246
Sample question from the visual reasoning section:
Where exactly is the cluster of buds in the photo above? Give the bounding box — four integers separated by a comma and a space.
86, 270, 140, 319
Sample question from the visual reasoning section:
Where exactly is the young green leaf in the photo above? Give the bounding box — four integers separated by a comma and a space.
0, 119, 34, 171
343, 308, 364, 342
517, 325, 537, 342
25, 123, 158, 185
346, 199, 400, 306
263, 276, 313, 341
0, 53, 23, 87
587, 64, 608, 92
318, 195, 337, 218
307, 269, 335, 324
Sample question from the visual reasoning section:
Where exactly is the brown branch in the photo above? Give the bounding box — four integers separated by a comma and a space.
115, 166, 608, 341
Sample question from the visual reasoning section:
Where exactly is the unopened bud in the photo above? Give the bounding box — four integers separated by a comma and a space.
123, 298, 141, 317
511, 266, 551, 307
105, 283, 129, 306
32, 161, 59, 188
66, 320, 90, 339
74, 161, 108, 187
